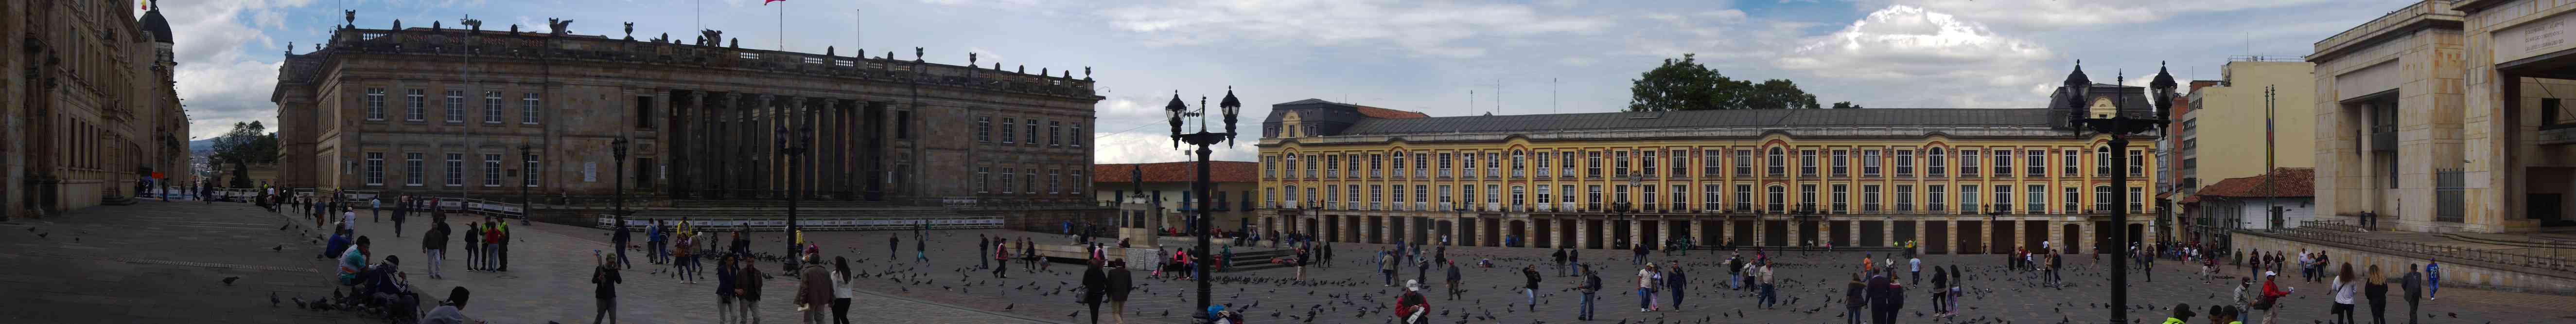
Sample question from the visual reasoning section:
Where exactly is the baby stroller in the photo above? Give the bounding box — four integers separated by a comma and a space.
342, 256, 422, 323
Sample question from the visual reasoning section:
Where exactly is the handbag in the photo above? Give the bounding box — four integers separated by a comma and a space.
2251, 294, 2278, 310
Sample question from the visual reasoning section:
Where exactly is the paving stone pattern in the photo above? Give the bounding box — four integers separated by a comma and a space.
9, 200, 2576, 324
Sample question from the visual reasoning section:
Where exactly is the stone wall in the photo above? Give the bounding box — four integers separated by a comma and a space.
2231, 231, 2576, 295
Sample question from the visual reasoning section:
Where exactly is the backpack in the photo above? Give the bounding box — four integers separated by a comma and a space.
2251, 294, 2278, 310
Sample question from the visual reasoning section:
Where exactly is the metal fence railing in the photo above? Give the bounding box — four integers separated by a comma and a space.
2264, 220, 2571, 272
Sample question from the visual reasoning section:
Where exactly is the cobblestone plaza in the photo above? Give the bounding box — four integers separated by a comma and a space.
6, 201, 2574, 323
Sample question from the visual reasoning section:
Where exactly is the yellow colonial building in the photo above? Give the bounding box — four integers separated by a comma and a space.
1254, 83, 2161, 255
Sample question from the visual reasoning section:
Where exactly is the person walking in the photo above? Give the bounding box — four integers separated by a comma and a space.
2401, 264, 2422, 324
888, 234, 900, 259
736, 256, 765, 324
2424, 259, 2442, 301
1081, 259, 1109, 324
613, 222, 635, 270
977, 234, 991, 270
2253, 271, 2292, 324
1909, 256, 1922, 285
2365, 265, 2388, 324
1107, 261, 1134, 324
1520, 265, 1541, 310
1665, 263, 1687, 311
674, 229, 697, 283
1930, 266, 1950, 317
1380, 252, 1396, 287
371, 197, 383, 222
831, 257, 853, 324
913, 231, 929, 263
1637, 263, 1659, 312
1844, 273, 1867, 324
389, 198, 407, 237
2331, 263, 2358, 324
422, 215, 450, 279
796, 252, 832, 324
716, 255, 739, 324
592, 253, 622, 324
1445, 261, 1463, 300
1756, 262, 1777, 309
1575, 265, 1600, 321
1867, 270, 1895, 324
1552, 248, 1570, 277
992, 238, 1011, 278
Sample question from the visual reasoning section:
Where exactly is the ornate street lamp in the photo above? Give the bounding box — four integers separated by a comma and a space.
613, 137, 631, 238
777, 123, 814, 269
1166, 87, 1240, 319
517, 144, 533, 225
2064, 60, 2178, 323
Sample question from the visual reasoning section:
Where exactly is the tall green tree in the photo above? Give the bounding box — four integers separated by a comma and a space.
1627, 54, 1830, 111
1832, 102, 1864, 109
210, 121, 279, 188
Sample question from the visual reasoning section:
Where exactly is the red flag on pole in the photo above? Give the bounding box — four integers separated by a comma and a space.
765, 0, 784, 4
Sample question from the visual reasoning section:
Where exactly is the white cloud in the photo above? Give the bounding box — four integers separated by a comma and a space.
1877, 0, 2338, 30
161, 0, 325, 139
1097, 0, 1611, 58
1775, 5, 2055, 107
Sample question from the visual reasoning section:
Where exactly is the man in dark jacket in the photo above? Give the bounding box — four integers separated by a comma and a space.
796, 252, 833, 324
422, 215, 450, 279
2402, 263, 2423, 324
1666, 264, 1688, 310
1107, 262, 1133, 324
1552, 248, 1570, 276
592, 254, 621, 324
1081, 260, 1109, 324
1445, 262, 1463, 300
1867, 271, 1897, 324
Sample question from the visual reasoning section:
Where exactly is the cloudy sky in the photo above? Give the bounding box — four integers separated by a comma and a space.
160, 0, 2407, 163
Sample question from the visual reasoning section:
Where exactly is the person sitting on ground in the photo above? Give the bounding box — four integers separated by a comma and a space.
422, 287, 477, 324
339, 236, 373, 287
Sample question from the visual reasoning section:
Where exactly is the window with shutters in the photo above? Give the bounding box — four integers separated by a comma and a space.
1735, 184, 1753, 211
1639, 150, 1657, 177
1438, 153, 1454, 178
1862, 149, 1882, 177
1993, 148, 2013, 177
1831, 149, 1849, 177
1614, 150, 1630, 177
1960, 185, 1980, 213
1895, 149, 1914, 177
2027, 149, 2047, 177
2028, 184, 2046, 214
1927, 147, 1947, 177
1895, 185, 1914, 212
2064, 187, 2080, 212
1800, 149, 1818, 177
1928, 185, 1946, 212
1863, 184, 1881, 212
1831, 184, 1848, 213
1960, 149, 1981, 177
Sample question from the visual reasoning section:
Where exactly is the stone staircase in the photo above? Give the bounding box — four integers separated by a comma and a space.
1219, 248, 1295, 272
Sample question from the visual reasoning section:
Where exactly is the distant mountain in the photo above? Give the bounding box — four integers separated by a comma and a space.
189, 139, 215, 153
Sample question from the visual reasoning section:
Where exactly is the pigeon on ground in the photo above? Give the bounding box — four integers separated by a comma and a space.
222, 277, 240, 286
270, 292, 280, 307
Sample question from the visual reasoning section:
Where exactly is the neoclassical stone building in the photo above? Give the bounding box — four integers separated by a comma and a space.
4, 1, 192, 218
272, 16, 1101, 211
1255, 83, 2162, 254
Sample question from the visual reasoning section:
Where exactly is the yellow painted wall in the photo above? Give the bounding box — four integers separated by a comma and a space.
2189, 61, 2318, 182
1253, 134, 2159, 216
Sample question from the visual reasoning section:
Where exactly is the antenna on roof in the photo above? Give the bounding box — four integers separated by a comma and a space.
1469, 90, 1475, 118
1553, 77, 1559, 113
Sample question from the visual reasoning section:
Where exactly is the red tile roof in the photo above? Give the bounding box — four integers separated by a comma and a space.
2195, 168, 2314, 198
1354, 105, 1430, 119
1093, 161, 1259, 183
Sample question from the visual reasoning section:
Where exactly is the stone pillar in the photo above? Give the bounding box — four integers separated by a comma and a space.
723, 92, 745, 198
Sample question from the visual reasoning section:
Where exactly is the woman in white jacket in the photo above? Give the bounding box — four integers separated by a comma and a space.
831, 257, 854, 324
2329, 262, 2358, 324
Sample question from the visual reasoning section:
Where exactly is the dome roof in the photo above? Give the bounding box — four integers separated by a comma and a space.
140, 8, 175, 44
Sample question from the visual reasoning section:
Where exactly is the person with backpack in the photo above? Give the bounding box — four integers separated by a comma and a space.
1574, 265, 1600, 321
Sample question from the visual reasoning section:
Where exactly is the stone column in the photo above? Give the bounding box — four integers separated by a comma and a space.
1573, 217, 1588, 250
723, 92, 745, 198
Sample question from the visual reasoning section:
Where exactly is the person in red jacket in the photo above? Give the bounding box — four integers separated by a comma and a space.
1395, 280, 1430, 324
2255, 271, 2294, 323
